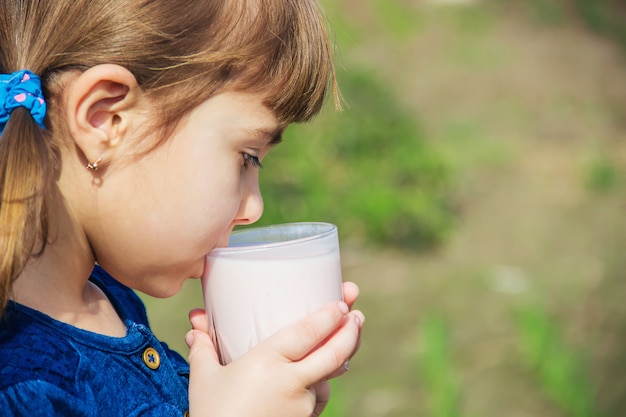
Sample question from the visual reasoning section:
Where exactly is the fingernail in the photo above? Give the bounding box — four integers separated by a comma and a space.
338, 301, 349, 314
354, 311, 365, 326
185, 330, 194, 346
353, 313, 361, 327
343, 360, 350, 372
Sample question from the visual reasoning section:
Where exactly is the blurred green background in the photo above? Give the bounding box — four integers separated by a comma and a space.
142, 1, 626, 416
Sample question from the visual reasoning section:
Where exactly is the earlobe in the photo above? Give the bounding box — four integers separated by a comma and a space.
65, 64, 140, 168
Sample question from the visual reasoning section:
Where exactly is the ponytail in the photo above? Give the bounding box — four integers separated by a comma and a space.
0, 72, 54, 317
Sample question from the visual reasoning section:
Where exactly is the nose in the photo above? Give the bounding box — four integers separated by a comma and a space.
232, 171, 264, 227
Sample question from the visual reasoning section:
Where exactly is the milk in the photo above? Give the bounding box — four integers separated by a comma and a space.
203, 250, 343, 364
202, 223, 344, 364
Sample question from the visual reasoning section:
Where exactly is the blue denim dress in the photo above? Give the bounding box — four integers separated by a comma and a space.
0, 266, 190, 416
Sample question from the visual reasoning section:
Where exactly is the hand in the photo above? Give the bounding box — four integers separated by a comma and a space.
186, 282, 364, 417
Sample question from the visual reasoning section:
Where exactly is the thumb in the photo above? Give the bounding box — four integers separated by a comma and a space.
186, 328, 222, 372
187, 329, 224, 416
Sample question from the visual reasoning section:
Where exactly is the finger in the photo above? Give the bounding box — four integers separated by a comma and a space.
186, 328, 222, 373
327, 311, 364, 374
324, 314, 365, 380
312, 381, 331, 417
342, 282, 359, 309
186, 329, 225, 416
262, 300, 350, 362
315, 307, 365, 380
187, 308, 220, 367
189, 308, 211, 333
324, 359, 351, 380
296, 310, 362, 385
352, 316, 364, 356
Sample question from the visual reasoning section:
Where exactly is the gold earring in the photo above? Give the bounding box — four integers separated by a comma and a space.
86, 156, 103, 171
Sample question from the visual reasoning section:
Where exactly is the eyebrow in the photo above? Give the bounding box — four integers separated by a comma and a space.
248, 127, 284, 145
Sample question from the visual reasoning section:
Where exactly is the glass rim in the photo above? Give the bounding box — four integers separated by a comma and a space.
208, 222, 337, 255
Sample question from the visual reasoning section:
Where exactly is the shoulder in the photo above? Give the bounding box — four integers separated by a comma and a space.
0, 307, 81, 393
0, 380, 93, 417
0, 379, 182, 417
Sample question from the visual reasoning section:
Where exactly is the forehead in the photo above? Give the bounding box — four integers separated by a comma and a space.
187, 91, 283, 135
242, 126, 284, 145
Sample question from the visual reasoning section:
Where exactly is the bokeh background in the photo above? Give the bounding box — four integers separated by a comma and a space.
141, 1, 626, 416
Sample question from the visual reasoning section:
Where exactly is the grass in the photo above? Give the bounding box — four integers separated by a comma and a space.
584, 152, 620, 193
516, 306, 598, 417
257, 69, 456, 249
322, 381, 348, 417
366, 0, 422, 38
417, 317, 463, 417
519, 0, 626, 48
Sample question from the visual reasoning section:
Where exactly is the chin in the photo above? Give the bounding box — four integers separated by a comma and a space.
121, 259, 204, 298
143, 279, 187, 298
134, 269, 193, 298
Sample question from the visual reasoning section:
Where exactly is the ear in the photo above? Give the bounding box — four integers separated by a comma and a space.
65, 64, 141, 168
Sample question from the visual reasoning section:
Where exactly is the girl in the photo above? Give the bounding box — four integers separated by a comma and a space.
0, 1, 364, 416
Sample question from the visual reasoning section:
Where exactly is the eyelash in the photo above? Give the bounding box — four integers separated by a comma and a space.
242, 152, 263, 169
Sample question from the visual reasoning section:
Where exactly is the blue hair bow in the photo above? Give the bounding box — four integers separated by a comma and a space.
0, 69, 47, 135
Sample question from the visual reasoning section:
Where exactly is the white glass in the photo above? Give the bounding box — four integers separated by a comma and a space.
202, 222, 344, 365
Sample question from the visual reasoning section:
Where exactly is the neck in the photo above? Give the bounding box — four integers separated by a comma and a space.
11, 191, 127, 337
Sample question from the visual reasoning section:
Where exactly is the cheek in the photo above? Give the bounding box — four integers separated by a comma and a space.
90, 144, 244, 274
183, 164, 242, 215
170, 167, 244, 247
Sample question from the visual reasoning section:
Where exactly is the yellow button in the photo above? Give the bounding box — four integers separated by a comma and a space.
142, 347, 160, 370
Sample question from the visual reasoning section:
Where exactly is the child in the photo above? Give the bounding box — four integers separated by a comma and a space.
0, 0, 364, 416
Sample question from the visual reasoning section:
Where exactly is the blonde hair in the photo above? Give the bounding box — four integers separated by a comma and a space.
0, 0, 338, 315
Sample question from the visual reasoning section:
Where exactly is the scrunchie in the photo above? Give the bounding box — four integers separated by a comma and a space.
0, 69, 47, 135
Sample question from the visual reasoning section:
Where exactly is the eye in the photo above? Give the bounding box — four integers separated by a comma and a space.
241, 152, 263, 169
